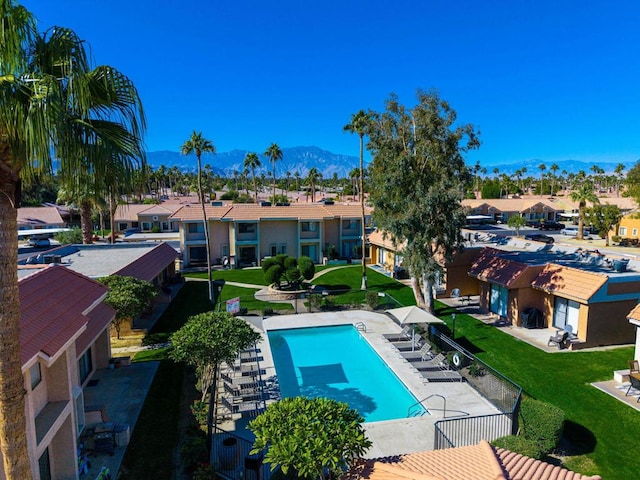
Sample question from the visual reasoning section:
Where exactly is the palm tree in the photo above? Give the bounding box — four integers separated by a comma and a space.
615, 163, 626, 197
550, 163, 559, 195
344, 110, 372, 289
294, 171, 301, 192
181, 132, 216, 302
569, 182, 600, 240
243, 152, 261, 203
264, 143, 283, 203
307, 167, 321, 202
538, 163, 547, 195
0, 7, 145, 478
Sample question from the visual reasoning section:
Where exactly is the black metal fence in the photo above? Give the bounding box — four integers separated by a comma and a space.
211, 427, 271, 480
429, 328, 522, 449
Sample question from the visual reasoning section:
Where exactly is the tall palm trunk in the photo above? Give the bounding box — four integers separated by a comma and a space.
197, 155, 214, 302
0, 165, 32, 479
359, 133, 367, 290
80, 199, 94, 244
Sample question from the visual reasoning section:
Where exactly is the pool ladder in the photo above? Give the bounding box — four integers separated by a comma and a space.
407, 394, 447, 418
355, 322, 367, 332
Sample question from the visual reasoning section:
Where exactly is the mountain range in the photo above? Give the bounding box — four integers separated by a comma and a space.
147, 146, 638, 179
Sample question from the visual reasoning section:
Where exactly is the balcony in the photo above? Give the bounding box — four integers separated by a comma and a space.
35, 400, 70, 445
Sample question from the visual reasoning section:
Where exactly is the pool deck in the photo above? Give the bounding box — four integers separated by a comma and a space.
239, 311, 500, 458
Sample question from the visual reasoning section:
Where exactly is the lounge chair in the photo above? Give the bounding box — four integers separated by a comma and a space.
401, 343, 433, 362
421, 369, 463, 382
547, 330, 569, 349
239, 348, 263, 363
383, 325, 411, 341
393, 334, 424, 352
411, 353, 447, 371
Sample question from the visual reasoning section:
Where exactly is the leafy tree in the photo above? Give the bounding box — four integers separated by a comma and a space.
249, 397, 372, 480
583, 203, 622, 246
54, 227, 83, 245
367, 90, 478, 313
507, 215, 526, 237
0, 4, 145, 476
569, 182, 599, 240
265, 264, 285, 287
181, 131, 216, 302
307, 167, 321, 202
480, 179, 501, 199
344, 109, 372, 290
298, 255, 315, 280
264, 143, 283, 203
99, 275, 158, 339
244, 152, 262, 203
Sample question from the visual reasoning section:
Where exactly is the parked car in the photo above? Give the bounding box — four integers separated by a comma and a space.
524, 233, 554, 244
525, 219, 541, 228
560, 226, 587, 236
28, 237, 50, 247
539, 221, 564, 230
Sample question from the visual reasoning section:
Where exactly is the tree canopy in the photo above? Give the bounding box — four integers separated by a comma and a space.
98, 275, 158, 338
249, 397, 371, 480
366, 90, 479, 312
584, 203, 622, 246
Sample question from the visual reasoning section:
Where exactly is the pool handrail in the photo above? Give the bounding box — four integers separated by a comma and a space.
407, 393, 446, 418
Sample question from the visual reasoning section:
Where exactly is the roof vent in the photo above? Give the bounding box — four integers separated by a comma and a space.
211, 201, 223, 207
275, 202, 290, 206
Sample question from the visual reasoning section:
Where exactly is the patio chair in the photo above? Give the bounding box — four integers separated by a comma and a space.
383, 325, 411, 341
412, 353, 447, 371
401, 343, 433, 362
626, 360, 640, 401
393, 334, 424, 351
547, 330, 569, 349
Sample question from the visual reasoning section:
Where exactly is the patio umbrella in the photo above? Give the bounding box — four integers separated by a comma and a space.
385, 306, 445, 351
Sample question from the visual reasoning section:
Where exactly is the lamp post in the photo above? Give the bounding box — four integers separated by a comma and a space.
451, 313, 456, 340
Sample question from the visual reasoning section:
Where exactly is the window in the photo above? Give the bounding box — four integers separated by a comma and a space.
38, 448, 51, 480
301, 222, 318, 232
489, 284, 508, 318
188, 222, 204, 233
30, 362, 42, 390
270, 244, 277, 256
238, 223, 256, 234
118, 222, 128, 231
553, 297, 579, 332
633, 228, 638, 237
343, 219, 358, 230
73, 386, 85, 436
78, 348, 93, 384
619, 226, 627, 236
279, 244, 287, 255
221, 244, 229, 258
189, 246, 207, 264
161, 221, 169, 231
301, 244, 317, 261
142, 222, 152, 231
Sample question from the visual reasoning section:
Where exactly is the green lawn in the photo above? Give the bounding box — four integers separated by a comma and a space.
184, 264, 334, 286
220, 284, 293, 312
435, 303, 638, 479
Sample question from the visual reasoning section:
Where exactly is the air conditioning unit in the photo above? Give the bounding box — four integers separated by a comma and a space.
43, 255, 62, 264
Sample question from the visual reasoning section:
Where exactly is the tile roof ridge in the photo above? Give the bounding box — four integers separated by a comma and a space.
479, 440, 510, 480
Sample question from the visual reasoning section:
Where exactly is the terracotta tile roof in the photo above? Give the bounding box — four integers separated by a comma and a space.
468, 249, 533, 287
114, 204, 153, 221
17, 206, 64, 227
531, 264, 608, 302
368, 230, 405, 250
462, 198, 565, 214
137, 204, 177, 216
75, 300, 115, 355
169, 204, 233, 221
114, 242, 177, 282
627, 303, 640, 322
19, 266, 109, 365
350, 441, 600, 480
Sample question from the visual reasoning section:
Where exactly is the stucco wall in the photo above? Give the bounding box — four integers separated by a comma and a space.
584, 301, 637, 347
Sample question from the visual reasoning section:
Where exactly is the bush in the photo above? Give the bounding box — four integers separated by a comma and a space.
142, 332, 170, 346
262, 257, 279, 273
467, 361, 486, 377
491, 435, 544, 459
327, 244, 339, 260
284, 256, 297, 269
220, 190, 239, 201
234, 193, 254, 203
308, 293, 323, 311
190, 401, 208, 427
365, 291, 379, 310
265, 264, 285, 287
519, 397, 565, 454
151, 226, 161, 233
193, 464, 216, 480
54, 227, 83, 244
298, 256, 315, 280
612, 235, 621, 243
262, 307, 274, 316
180, 434, 207, 472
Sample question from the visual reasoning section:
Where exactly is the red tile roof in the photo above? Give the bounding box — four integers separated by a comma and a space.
350, 441, 601, 480
114, 242, 177, 282
19, 266, 109, 365
531, 264, 608, 303
468, 249, 532, 287
75, 300, 115, 355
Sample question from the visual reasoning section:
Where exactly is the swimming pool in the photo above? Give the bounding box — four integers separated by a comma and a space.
267, 324, 427, 422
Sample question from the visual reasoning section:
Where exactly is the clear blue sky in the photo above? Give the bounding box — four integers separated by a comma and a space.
21, 0, 640, 167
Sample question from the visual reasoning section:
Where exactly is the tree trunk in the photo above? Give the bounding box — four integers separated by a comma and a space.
0, 166, 33, 479
206, 363, 219, 458
577, 203, 585, 240
410, 277, 425, 308
80, 200, 94, 244
197, 155, 214, 303
421, 273, 435, 314
359, 134, 367, 290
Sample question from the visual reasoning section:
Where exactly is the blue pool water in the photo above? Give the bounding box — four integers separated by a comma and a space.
267, 325, 426, 422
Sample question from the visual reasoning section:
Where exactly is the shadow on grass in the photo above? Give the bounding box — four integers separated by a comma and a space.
560, 420, 597, 456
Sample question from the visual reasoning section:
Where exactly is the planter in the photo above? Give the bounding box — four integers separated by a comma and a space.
218, 437, 240, 470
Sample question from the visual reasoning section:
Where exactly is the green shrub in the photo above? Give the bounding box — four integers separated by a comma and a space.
519, 397, 565, 454
612, 235, 621, 243
262, 307, 274, 316
284, 256, 297, 269
54, 227, 83, 244
220, 190, 238, 201
151, 226, 161, 233
265, 264, 284, 287
190, 401, 208, 427
180, 434, 207, 472
142, 332, 170, 346
327, 244, 339, 260
468, 361, 486, 377
298, 256, 315, 280
308, 293, 322, 310
491, 435, 544, 459
193, 464, 216, 480
262, 257, 279, 273
365, 291, 379, 310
